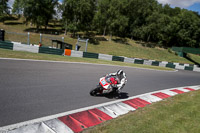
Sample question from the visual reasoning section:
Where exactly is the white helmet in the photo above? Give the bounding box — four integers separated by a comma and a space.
116, 70, 124, 79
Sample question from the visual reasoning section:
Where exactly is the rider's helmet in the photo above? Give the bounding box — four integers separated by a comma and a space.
116, 69, 124, 80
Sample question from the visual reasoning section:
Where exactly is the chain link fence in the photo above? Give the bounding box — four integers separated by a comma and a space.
5, 31, 65, 48
5, 31, 28, 44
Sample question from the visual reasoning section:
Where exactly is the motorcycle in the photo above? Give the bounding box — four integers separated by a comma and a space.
90, 75, 121, 96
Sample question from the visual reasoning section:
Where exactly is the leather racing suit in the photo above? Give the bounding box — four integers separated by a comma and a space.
106, 70, 127, 91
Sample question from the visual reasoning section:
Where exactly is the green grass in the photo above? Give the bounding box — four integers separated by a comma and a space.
87, 40, 191, 64
1, 17, 200, 65
188, 53, 200, 65
84, 90, 200, 133
0, 48, 173, 71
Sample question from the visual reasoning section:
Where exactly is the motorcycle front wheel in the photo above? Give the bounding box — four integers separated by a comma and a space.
90, 85, 102, 96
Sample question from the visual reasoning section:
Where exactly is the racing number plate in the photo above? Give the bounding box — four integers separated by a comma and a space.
101, 79, 107, 86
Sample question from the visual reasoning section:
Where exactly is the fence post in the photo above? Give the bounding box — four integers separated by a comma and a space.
0, 29, 5, 41
27, 32, 30, 45
85, 39, 89, 52
40, 33, 42, 43
62, 37, 64, 42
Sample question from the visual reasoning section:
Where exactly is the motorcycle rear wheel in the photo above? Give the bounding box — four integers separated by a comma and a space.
90, 85, 102, 96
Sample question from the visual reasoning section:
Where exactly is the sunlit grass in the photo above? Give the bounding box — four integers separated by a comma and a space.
84, 90, 200, 133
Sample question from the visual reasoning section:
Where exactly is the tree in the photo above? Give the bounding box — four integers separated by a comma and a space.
23, 0, 58, 30
61, 0, 96, 36
12, 0, 24, 17
176, 10, 200, 47
126, 0, 200, 48
0, 0, 10, 23
128, 0, 159, 40
93, 0, 111, 36
94, 0, 129, 37
106, 0, 129, 37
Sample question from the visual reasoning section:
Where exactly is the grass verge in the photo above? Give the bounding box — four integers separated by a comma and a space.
84, 90, 200, 133
0, 48, 173, 71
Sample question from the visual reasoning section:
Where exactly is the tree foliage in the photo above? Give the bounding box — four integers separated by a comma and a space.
93, 0, 200, 47
12, 0, 24, 15
0, 0, 10, 23
10, 0, 200, 48
12, 0, 58, 30
94, 0, 129, 37
24, 0, 58, 30
61, 0, 96, 35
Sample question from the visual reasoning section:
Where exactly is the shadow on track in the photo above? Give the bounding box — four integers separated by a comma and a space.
93, 92, 129, 99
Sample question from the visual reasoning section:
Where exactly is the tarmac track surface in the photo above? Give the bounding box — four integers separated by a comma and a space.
0, 58, 200, 127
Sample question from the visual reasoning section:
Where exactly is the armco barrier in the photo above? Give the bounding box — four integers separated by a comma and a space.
124, 57, 135, 63
194, 67, 200, 72
152, 61, 160, 66
134, 59, 144, 64
70, 50, 83, 58
83, 52, 99, 59
0, 41, 13, 50
98, 54, 112, 61
144, 60, 153, 65
189, 64, 194, 67
13, 43, 39, 53
159, 62, 167, 67
67, 50, 200, 72
112, 56, 124, 62
166, 63, 176, 68
185, 66, 194, 71
175, 65, 185, 70
39, 46, 64, 55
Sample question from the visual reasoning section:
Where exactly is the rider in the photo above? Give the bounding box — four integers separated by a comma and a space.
106, 70, 127, 92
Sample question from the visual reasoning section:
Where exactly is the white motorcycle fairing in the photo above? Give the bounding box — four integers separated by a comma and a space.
99, 77, 113, 94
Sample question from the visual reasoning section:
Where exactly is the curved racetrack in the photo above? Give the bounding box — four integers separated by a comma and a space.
0, 58, 200, 127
